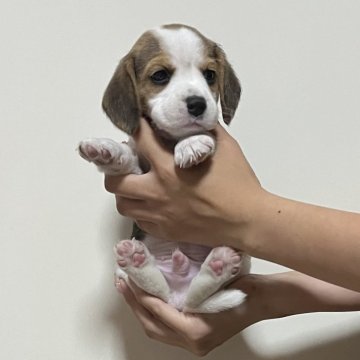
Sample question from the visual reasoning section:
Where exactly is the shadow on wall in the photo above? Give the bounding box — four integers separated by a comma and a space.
108, 307, 360, 360
94, 205, 360, 360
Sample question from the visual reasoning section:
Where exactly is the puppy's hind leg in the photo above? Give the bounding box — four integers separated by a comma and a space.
183, 247, 250, 312
78, 138, 142, 175
114, 239, 170, 302
184, 289, 247, 313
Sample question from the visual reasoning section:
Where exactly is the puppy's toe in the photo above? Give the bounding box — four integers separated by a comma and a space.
174, 135, 216, 168
78, 138, 141, 175
78, 138, 119, 165
206, 247, 243, 279
114, 239, 149, 269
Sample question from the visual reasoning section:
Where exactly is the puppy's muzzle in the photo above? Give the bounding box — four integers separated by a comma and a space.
186, 96, 207, 117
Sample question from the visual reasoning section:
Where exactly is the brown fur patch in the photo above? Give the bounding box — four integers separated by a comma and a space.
102, 24, 241, 134
161, 24, 241, 123
102, 31, 162, 134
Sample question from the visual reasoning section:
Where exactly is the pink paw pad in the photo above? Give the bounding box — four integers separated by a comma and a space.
132, 253, 146, 267
79, 144, 99, 159
115, 240, 147, 268
78, 140, 114, 165
172, 249, 190, 275
209, 259, 224, 276
101, 148, 111, 160
208, 247, 242, 277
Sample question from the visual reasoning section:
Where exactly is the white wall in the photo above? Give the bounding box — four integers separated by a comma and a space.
1, 1, 359, 359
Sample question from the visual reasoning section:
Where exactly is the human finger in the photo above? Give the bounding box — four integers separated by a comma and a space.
133, 118, 173, 167
213, 124, 260, 184
116, 280, 181, 346
134, 220, 161, 237
129, 279, 190, 335
115, 196, 160, 221
104, 173, 159, 200
227, 274, 266, 298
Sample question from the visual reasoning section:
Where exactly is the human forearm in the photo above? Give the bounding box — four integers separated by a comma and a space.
242, 193, 360, 291
105, 120, 360, 291
258, 271, 360, 318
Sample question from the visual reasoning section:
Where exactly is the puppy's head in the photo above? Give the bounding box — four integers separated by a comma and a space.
102, 24, 241, 138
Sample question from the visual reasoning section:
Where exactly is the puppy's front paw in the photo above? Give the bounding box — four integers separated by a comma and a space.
174, 134, 216, 168
78, 138, 141, 175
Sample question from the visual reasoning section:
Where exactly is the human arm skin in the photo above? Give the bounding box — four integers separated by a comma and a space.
105, 118, 360, 291
249, 194, 360, 292
115, 271, 360, 356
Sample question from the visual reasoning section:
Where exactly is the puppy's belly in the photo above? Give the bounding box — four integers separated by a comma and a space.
143, 235, 212, 309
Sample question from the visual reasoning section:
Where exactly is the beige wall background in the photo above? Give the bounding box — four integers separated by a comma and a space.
1, 0, 359, 359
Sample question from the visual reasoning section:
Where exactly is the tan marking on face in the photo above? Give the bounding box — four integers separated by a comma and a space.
102, 24, 240, 135
159, 24, 223, 99
125, 25, 227, 116
123, 31, 172, 116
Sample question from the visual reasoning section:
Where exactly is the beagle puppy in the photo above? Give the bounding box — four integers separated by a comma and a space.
79, 24, 251, 313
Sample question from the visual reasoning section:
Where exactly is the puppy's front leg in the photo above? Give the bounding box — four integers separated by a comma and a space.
78, 138, 141, 175
174, 134, 216, 168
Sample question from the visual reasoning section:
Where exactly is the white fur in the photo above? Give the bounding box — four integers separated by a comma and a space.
149, 27, 219, 139
78, 138, 141, 175
184, 248, 250, 310
116, 238, 171, 302
174, 133, 216, 168
184, 289, 247, 313
79, 26, 251, 313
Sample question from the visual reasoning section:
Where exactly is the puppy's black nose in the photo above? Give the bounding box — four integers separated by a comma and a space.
186, 96, 207, 117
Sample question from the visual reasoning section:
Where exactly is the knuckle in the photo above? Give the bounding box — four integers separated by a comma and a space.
104, 176, 116, 193
157, 167, 175, 183
194, 349, 209, 358
136, 221, 150, 233
148, 303, 162, 317
186, 333, 212, 357
143, 328, 155, 339
115, 199, 128, 216
190, 343, 210, 357
163, 206, 178, 222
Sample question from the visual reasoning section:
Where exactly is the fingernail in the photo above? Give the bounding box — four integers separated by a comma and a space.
115, 279, 127, 294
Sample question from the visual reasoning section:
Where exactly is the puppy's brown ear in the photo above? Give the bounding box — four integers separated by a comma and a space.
216, 46, 241, 125
102, 54, 140, 135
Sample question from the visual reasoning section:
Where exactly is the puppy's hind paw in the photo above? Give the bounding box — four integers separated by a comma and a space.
114, 239, 149, 269
114, 238, 171, 302
206, 247, 243, 279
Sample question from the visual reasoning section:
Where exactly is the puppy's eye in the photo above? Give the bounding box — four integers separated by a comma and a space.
203, 69, 216, 85
150, 70, 170, 85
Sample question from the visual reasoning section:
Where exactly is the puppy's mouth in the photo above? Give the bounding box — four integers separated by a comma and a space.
144, 111, 217, 140
146, 118, 205, 140
183, 122, 208, 132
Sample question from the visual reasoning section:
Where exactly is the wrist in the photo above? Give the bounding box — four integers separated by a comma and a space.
239, 191, 360, 291
234, 190, 280, 255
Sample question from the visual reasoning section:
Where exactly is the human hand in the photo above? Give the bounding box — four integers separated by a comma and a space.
105, 118, 265, 249
115, 274, 265, 357
115, 271, 360, 356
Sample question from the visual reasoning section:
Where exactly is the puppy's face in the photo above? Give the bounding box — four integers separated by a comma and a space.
102, 24, 241, 138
